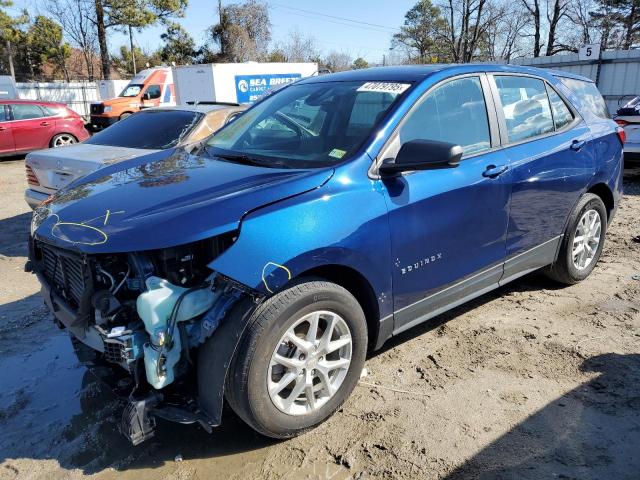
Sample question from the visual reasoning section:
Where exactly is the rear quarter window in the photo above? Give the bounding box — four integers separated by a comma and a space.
86, 110, 203, 149
558, 77, 610, 121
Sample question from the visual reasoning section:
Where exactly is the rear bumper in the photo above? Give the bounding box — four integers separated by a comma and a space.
89, 115, 118, 130
25, 188, 52, 209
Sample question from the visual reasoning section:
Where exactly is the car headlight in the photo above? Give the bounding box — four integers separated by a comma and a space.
103, 106, 112, 113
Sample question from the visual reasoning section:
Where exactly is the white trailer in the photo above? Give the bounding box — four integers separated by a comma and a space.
173, 62, 318, 105
97, 79, 130, 100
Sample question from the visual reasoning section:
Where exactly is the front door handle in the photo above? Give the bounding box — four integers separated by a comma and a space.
570, 139, 586, 151
483, 164, 508, 178
0, 126, 6, 131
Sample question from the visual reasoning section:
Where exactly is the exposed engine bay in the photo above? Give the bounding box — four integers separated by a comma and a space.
28, 234, 256, 445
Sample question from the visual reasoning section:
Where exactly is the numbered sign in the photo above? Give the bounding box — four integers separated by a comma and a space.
579, 44, 601, 61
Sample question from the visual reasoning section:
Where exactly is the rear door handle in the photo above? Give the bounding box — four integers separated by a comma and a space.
0, 126, 6, 131
40, 121, 51, 126
570, 139, 586, 151
483, 164, 508, 178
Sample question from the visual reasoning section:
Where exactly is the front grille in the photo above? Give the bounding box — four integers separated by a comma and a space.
90, 103, 104, 115
38, 243, 87, 308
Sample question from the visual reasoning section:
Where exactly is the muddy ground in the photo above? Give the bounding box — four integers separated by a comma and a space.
0, 157, 639, 480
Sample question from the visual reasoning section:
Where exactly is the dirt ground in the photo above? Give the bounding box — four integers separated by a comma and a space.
0, 157, 639, 480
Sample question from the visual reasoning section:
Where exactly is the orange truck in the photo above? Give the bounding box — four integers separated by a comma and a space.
89, 67, 175, 129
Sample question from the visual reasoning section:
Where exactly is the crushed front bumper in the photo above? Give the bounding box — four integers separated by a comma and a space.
28, 238, 258, 444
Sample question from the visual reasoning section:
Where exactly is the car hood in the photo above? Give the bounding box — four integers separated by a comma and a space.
32, 148, 334, 254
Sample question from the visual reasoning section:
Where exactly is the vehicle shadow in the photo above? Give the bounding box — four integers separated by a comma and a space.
442, 352, 640, 480
0, 211, 31, 258
623, 167, 640, 195
0, 154, 27, 162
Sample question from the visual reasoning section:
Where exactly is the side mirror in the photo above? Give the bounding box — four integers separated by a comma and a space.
379, 139, 463, 175
142, 92, 151, 100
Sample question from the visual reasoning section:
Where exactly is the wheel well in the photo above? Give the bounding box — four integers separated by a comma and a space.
587, 183, 614, 220
298, 264, 380, 351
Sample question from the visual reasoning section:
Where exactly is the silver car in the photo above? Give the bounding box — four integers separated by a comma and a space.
25, 104, 247, 208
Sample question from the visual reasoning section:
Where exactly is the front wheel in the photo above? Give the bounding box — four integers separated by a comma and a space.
545, 193, 607, 284
222, 280, 367, 438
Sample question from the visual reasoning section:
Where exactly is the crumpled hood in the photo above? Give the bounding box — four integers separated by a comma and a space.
32, 148, 334, 253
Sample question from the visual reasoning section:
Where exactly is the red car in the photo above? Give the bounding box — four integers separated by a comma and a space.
0, 100, 90, 157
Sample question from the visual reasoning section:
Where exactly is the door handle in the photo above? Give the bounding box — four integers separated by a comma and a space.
40, 121, 51, 126
570, 139, 586, 151
0, 126, 6, 131
482, 164, 508, 178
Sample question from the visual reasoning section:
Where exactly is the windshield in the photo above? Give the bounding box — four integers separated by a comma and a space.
205, 80, 411, 168
86, 110, 203, 149
119, 84, 144, 97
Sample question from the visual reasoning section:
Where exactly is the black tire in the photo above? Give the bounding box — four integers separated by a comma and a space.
223, 279, 367, 438
545, 193, 607, 284
119, 112, 132, 121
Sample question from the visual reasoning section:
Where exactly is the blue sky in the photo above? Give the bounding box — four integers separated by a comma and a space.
9, 0, 415, 63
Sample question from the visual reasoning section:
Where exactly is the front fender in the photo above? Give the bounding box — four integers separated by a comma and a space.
208, 174, 393, 320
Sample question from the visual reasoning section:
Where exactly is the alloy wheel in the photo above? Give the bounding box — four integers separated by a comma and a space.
268, 310, 352, 416
53, 134, 76, 147
572, 209, 602, 270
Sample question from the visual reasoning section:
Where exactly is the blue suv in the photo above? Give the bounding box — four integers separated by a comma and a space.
29, 65, 624, 444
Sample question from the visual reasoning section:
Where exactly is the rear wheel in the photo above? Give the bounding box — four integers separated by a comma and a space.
50, 133, 77, 148
222, 280, 367, 438
545, 193, 607, 284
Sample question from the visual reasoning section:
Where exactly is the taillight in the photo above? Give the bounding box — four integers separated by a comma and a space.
26, 165, 39, 186
617, 126, 626, 145
615, 119, 629, 127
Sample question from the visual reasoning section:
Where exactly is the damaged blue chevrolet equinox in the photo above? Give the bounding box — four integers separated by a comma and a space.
29, 65, 623, 444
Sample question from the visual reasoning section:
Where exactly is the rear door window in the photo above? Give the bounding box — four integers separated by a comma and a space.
11, 104, 45, 120
494, 76, 554, 143
398, 76, 491, 155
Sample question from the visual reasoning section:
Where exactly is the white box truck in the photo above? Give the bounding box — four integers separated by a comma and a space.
172, 62, 318, 105
97, 79, 131, 100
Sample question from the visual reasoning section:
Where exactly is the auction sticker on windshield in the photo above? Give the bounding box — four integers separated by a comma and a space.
328, 148, 346, 159
357, 82, 411, 94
